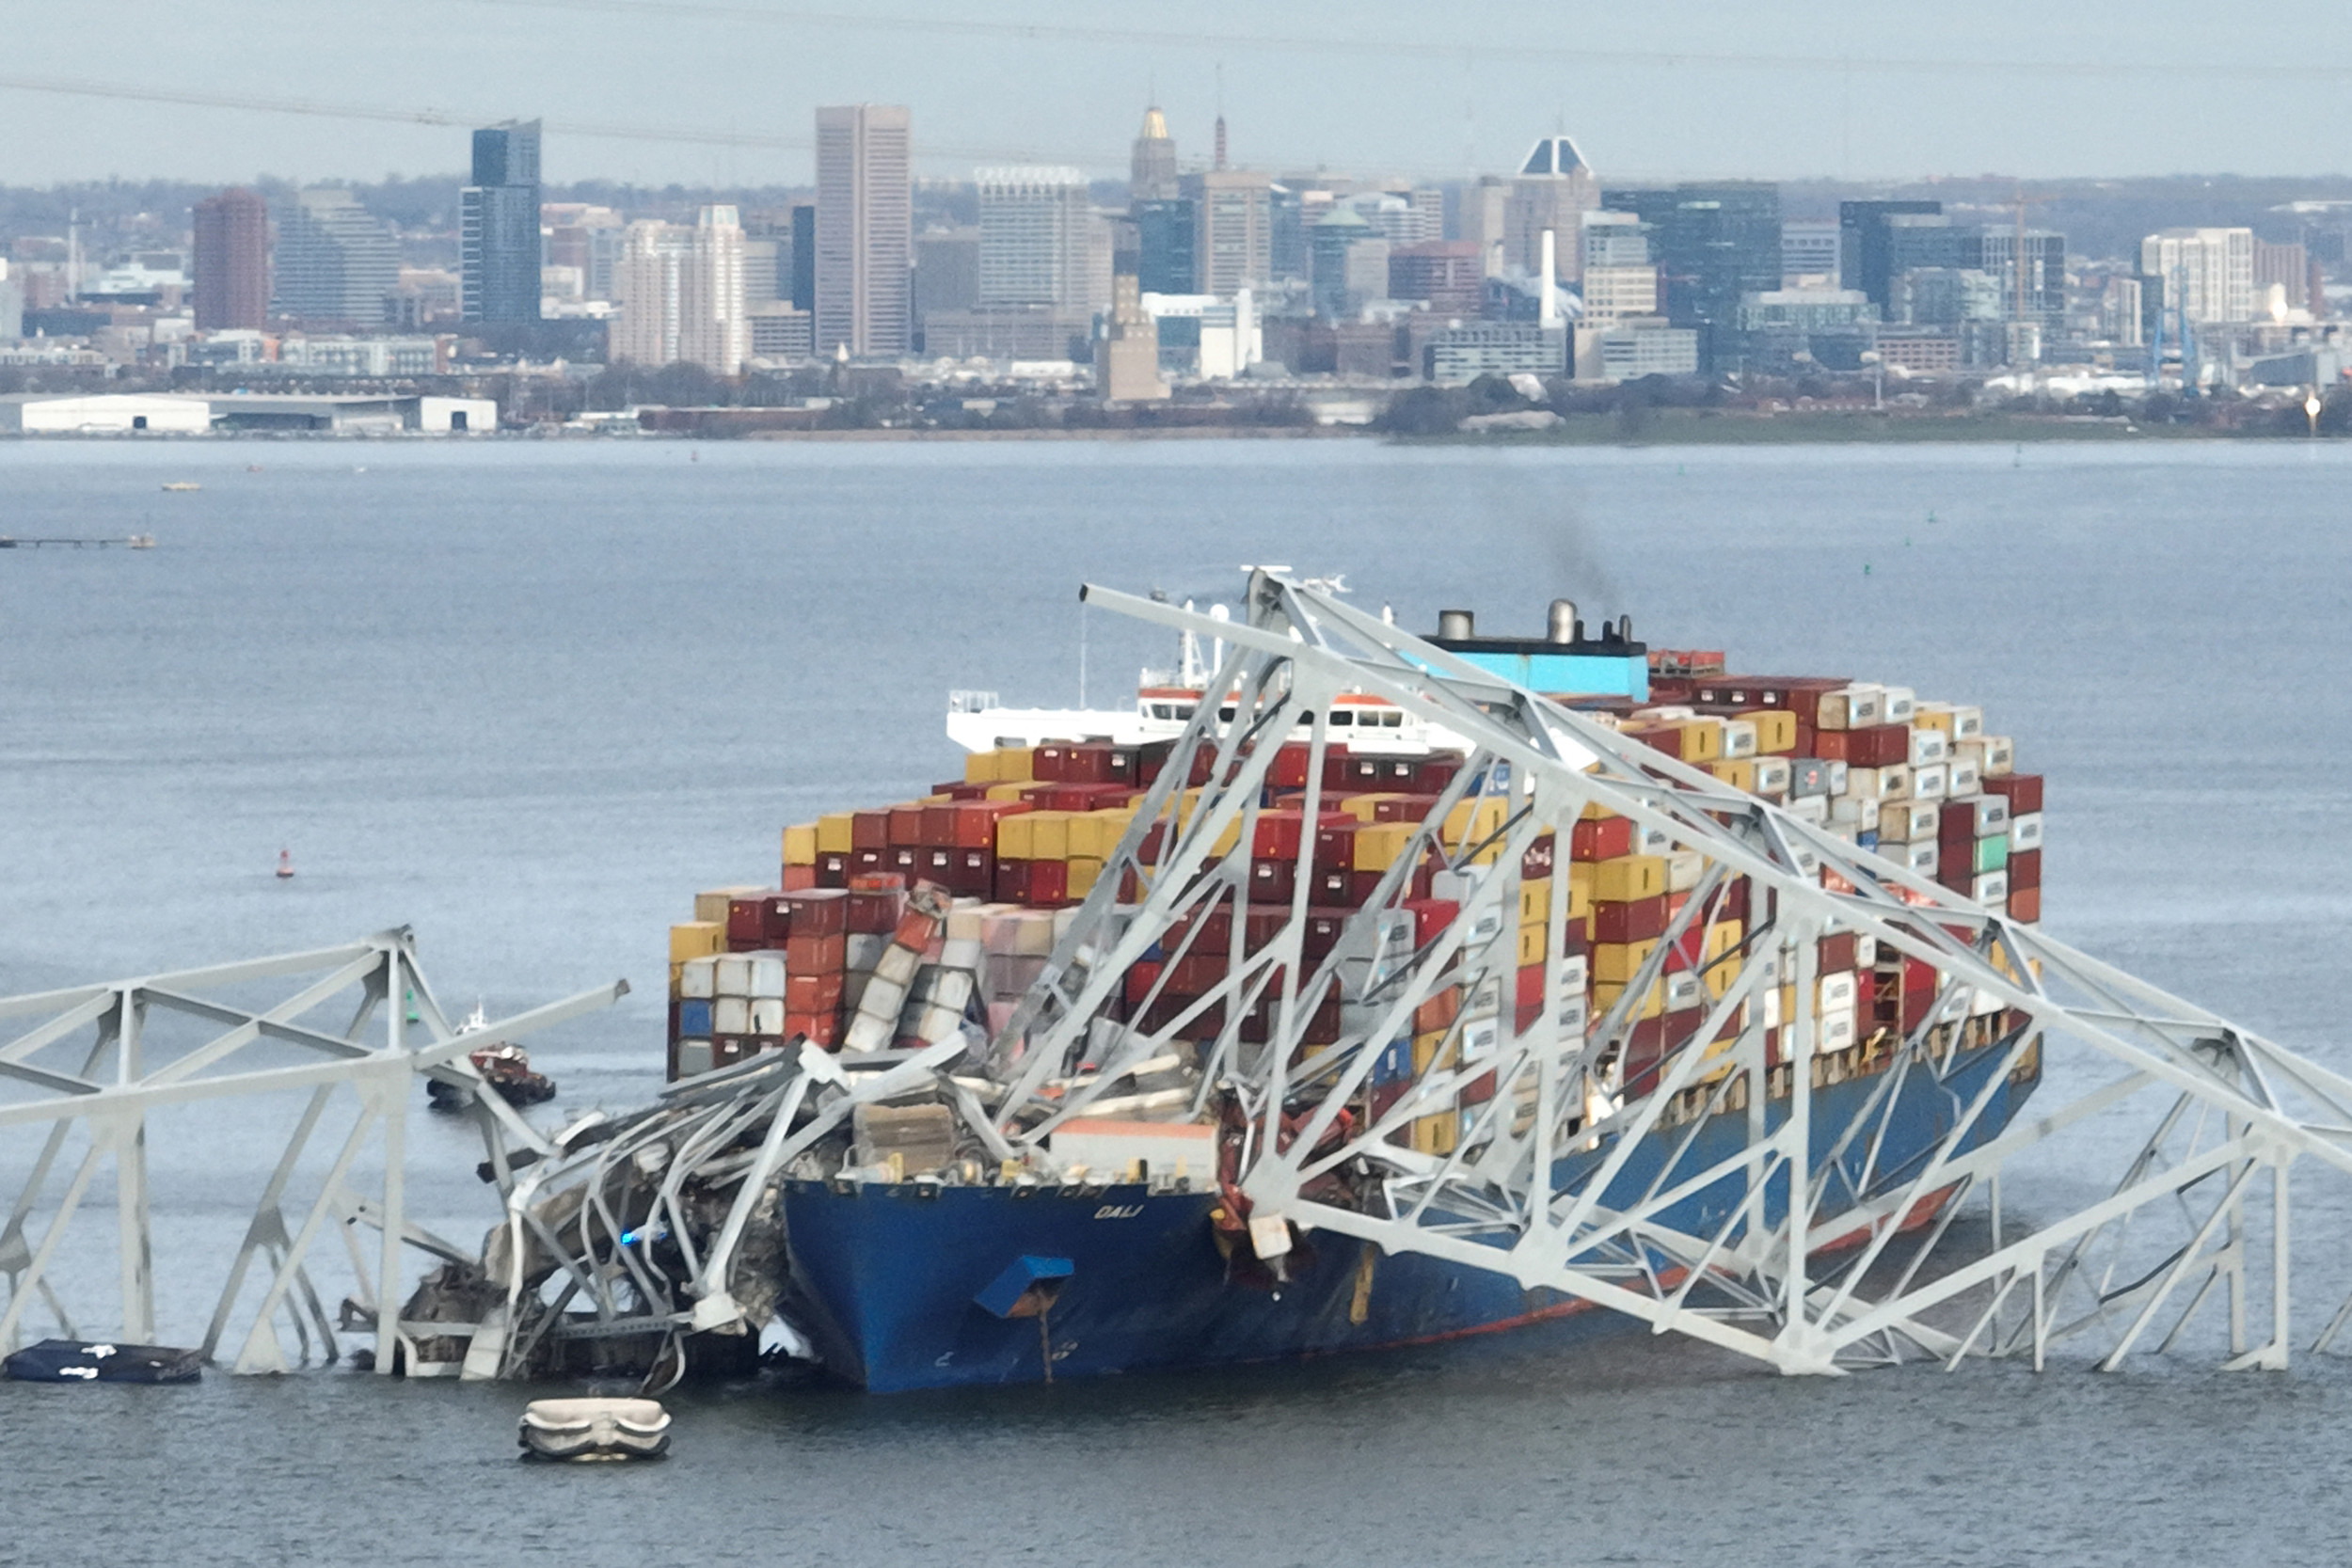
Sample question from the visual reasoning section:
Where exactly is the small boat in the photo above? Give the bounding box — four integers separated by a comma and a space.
517, 1397, 670, 1461
428, 1006, 558, 1109
4, 1338, 203, 1384
275, 848, 294, 879
160, 482, 200, 492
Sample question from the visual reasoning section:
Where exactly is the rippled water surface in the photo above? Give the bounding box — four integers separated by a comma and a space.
5, 436, 2351, 1565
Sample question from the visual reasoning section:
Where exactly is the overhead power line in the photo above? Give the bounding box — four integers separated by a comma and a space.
453, 0, 2352, 83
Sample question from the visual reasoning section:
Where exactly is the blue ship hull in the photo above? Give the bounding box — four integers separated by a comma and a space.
780, 1043, 2036, 1391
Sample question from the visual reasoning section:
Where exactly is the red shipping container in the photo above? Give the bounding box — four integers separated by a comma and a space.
1311, 868, 1358, 906
1419, 758, 1462, 796
1459, 1069, 1497, 1106
1593, 895, 1667, 944
850, 847, 886, 875
756, 892, 796, 943
726, 893, 775, 945
1900, 956, 1936, 1035
993, 859, 1029, 904
1818, 931, 1860, 974
850, 810, 890, 851
1060, 743, 1111, 784
882, 802, 921, 847
847, 887, 902, 934
1124, 961, 1165, 1006
1415, 987, 1461, 1035
1252, 809, 1306, 859
2010, 886, 2042, 923
1248, 858, 1296, 903
1166, 952, 1230, 994
786, 1011, 839, 1049
782, 887, 849, 936
1520, 833, 1556, 881
1812, 729, 1853, 762
1311, 820, 1360, 875
1026, 859, 1070, 907
1983, 773, 2043, 816
1851, 724, 1912, 768
1324, 751, 1382, 792
786, 972, 844, 1013
787, 931, 846, 975
782, 864, 819, 892
1302, 908, 1353, 958
1269, 743, 1314, 790
884, 847, 919, 879
918, 802, 959, 847
1515, 999, 1543, 1035
1403, 897, 1459, 947
1572, 816, 1635, 862
1515, 962, 1545, 1009
1717, 878, 1751, 925
1370, 1080, 1410, 1124
2008, 848, 2041, 890
1032, 743, 1073, 783
815, 853, 850, 889
932, 781, 991, 801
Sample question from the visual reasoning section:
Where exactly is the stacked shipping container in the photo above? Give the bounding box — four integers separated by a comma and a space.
663, 663, 2046, 1164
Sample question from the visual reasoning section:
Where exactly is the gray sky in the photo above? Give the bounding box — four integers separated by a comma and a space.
9, 0, 2352, 188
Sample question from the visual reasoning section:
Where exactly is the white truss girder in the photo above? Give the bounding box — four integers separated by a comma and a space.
0, 928, 622, 1373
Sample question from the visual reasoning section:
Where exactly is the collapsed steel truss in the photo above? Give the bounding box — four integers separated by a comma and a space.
363, 571, 2352, 1383
0, 929, 621, 1372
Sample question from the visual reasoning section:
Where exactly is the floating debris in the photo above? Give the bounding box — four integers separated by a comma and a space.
4, 1338, 203, 1384
518, 1398, 671, 1461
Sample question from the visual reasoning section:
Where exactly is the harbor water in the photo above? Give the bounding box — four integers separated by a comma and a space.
4, 436, 2351, 1564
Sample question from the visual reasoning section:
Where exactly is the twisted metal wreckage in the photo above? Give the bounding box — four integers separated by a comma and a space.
11, 572, 2352, 1382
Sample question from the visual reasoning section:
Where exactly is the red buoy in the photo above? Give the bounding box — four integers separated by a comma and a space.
276, 849, 294, 880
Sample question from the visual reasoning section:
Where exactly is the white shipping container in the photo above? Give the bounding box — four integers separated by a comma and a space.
675, 1039, 714, 1077
1970, 795, 2010, 835
1880, 800, 1939, 842
1947, 757, 1981, 796
1818, 972, 1858, 1012
875, 944, 920, 987
1817, 1006, 1858, 1054
1559, 953, 1590, 992
1460, 1016, 1501, 1061
1824, 760, 1850, 795
2010, 812, 2043, 851
748, 952, 787, 998
679, 957, 717, 1000
914, 1004, 965, 1044
1666, 972, 1705, 1012
1970, 870, 2010, 906
1785, 793, 1827, 825
939, 937, 983, 972
750, 998, 787, 1036
1903, 840, 1940, 876
843, 1012, 894, 1053
713, 997, 752, 1036
1912, 763, 1948, 800
859, 975, 909, 1021
1466, 974, 1502, 1022
1721, 719, 1759, 758
714, 954, 754, 997
1819, 684, 1884, 730
1665, 849, 1705, 893
1881, 686, 1916, 722
845, 934, 889, 973
1752, 757, 1793, 796
1634, 823, 1673, 856
1907, 727, 1949, 767
1979, 736, 2015, 776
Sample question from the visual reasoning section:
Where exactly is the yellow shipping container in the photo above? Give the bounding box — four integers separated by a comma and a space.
1515, 923, 1548, 966
1593, 938, 1661, 984
668, 960, 685, 999
782, 823, 819, 866
961, 750, 998, 784
996, 747, 1037, 782
1709, 759, 1757, 793
985, 782, 1029, 803
1067, 857, 1104, 897
693, 886, 759, 924
1750, 711, 1798, 754
1592, 855, 1666, 902
1337, 793, 1398, 824
1354, 821, 1418, 873
1518, 877, 1551, 925
670, 921, 725, 962
1026, 810, 1074, 862
1672, 719, 1724, 763
1442, 797, 1509, 852
1411, 1111, 1459, 1156
1579, 801, 1620, 822
1566, 874, 1592, 922
1594, 978, 1665, 1021
1411, 1030, 1454, 1073
817, 813, 856, 854
1703, 961, 1738, 1001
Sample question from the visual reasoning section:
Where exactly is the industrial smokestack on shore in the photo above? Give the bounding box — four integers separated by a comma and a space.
1539, 230, 1558, 325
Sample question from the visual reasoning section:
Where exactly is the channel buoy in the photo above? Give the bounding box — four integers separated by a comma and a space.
276, 849, 294, 880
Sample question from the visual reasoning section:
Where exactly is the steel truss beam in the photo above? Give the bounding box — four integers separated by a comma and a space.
0, 929, 621, 1373
977, 572, 2352, 1373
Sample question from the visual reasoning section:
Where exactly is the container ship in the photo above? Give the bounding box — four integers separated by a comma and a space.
660, 595, 2046, 1391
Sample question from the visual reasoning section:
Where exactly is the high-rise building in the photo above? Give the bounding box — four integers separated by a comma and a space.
1134, 199, 1197, 295
1780, 220, 1840, 285
1182, 169, 1272, 296
1602, 182, 1782, 370
1837, 199, 1943, 312
2141, 228, 2254, 327
1130, 105, 1178, 202
462, 119, 542, 325
612, 206, 748, 374
272, 188, 399, 325
790, 204, 816, 311
1459, 177, 1511, 278
193, 187, 269, 331
1506, 136, 1599, 284
1099, 261, 1168, 402
544, 204, 623, 300
815, 103, 913, 358
977, 166, 1095, 309
914, 227, 982, 326
1388, 241, 1484, 317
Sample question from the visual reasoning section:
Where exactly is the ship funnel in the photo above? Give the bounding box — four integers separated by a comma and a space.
1438, 609, 1474, 640
1547, 598, 1578, 643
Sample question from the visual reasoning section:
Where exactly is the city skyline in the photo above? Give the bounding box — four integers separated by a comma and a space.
13, 0, 2352, 187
